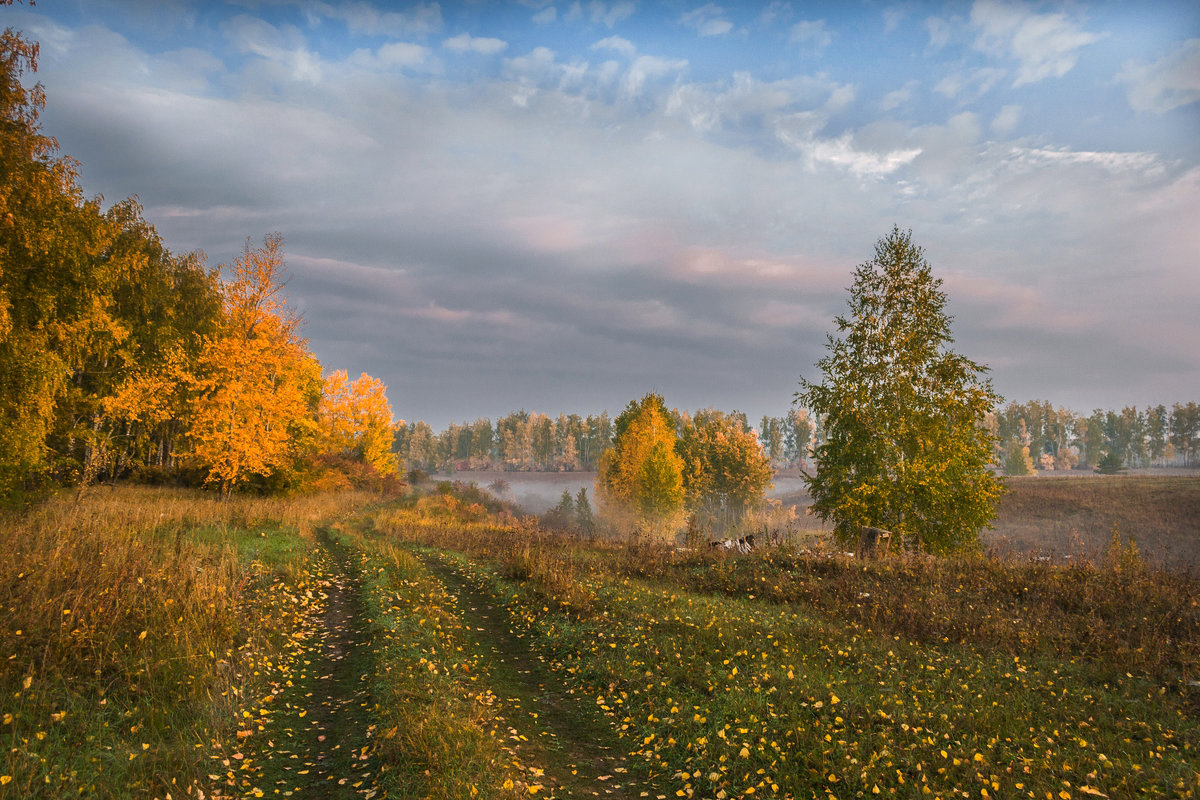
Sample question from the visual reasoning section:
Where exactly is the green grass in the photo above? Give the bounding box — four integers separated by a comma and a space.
0, 487, 375, 798
339, 523, 528, 799
372, 502, 1200, 800
5, 485, 1198, 799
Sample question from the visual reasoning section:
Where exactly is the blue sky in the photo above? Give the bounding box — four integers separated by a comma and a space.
7, 0, 1199, 428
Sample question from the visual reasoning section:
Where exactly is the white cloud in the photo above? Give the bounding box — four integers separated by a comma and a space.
680, 4, 734, 38
532, 6, 557, 24
443, 33, 508, 55
882, 7, 907, 35
224, 15, 324, 83
623, 54, 689, 98
591, 35, 636, 58
757, 2, 792, 28
969, 0, 1103, 86
925, 16, 952, 50
316, 2, 443, 37
879, 80, 917, 112
589, 1, 635, 29
374, 41, 436, 69
790, 20, 831, 53
990, 103, 1021, 135
1117, 38, 1200, 114
787, 133, 922, 177
934, 67, 1005, 101
1008, 145, 1162, 176
30, 7, 1200, 424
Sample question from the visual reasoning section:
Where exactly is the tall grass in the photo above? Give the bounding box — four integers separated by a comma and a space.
0, 486, 376, 797
374, 499, 1200, 683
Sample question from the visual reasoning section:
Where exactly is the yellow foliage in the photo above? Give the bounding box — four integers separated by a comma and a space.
186, 234, 320, 494
319, 370, 399, 476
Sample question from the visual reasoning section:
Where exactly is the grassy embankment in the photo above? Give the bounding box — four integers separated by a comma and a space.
370, 483, 1200, 800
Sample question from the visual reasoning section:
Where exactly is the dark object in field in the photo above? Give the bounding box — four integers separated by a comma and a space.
711, 534, 756, 554
857, 526, 892, 559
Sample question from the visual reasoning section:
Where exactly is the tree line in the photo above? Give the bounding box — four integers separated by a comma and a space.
396, 408, 821, 475
398, 396, 1200, 480
0, 29, 398, 502
991, 400, 1200, 474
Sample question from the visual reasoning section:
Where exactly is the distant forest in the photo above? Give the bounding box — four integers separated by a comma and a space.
397, 400, 1200, 475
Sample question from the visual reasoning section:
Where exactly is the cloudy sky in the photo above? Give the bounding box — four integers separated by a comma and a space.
9, 0, 1199, 428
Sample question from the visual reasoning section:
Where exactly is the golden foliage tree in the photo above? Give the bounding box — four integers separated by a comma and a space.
318, 369, 399, 476
187, 234, 321, 495
0, 29, 111, 494
677, 409, 773, 525
596, 393, 684, 540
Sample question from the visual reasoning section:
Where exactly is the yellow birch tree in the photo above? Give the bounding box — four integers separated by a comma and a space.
318, 369, 399, 476
187, 234, 320, 495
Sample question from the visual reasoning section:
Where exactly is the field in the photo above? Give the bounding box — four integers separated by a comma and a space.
1, 480, 1198, 799
448, 469, 1200, 569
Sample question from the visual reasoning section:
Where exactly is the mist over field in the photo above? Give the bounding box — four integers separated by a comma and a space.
436, 470, 814, 514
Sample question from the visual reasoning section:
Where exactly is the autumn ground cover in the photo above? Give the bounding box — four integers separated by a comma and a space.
987, 475, 1200, 569
0, 487, 376, 798
5, 485, 1198, 799
374, 498, 1200, 800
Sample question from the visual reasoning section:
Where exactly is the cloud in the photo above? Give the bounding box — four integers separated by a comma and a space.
1117, 38, 1200, 114
316, 1, 443, 37
879, 80, 917, 112
347, 41, 438, 72
623, 54, 689, 98
532, 6, 557, 24
882, 7, 907, 35
26, 6, 1200, 425
591, 35, 636, 58
786, 132, 923, 177
925, 16, 952, 50
990, 103, 1021, 135
680, 4, 734, 38
969, 0, 1103, 86
934, 67, 1005, 101
443, 33, 508, 55
588, 1, 635, 29
223, 15, 324, 83
789, 20, 831, 54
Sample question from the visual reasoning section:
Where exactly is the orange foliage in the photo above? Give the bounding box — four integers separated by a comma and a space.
318, 369, 398, 476
186, 234, 321, 494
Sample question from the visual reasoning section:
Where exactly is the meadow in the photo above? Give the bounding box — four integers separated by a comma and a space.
2, 479, 1197, 799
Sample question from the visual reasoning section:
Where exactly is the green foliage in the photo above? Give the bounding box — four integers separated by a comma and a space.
797, 227, 1004, 553
1097, 451, 1125, 475
574, 487, 594, 533
1002, 440, 1034, 476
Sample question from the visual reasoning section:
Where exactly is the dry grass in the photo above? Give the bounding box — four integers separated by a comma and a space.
0, 485, 377, 797
376, 486, 1200, 684
987, 475, 1200, 569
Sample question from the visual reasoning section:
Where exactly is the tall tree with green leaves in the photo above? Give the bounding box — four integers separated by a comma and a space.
796, 227, 1003, 553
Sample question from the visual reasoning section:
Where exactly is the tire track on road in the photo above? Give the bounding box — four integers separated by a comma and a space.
417, 552, 659, 800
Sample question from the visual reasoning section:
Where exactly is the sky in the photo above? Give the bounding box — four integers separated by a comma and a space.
7, 0, 1200, 430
